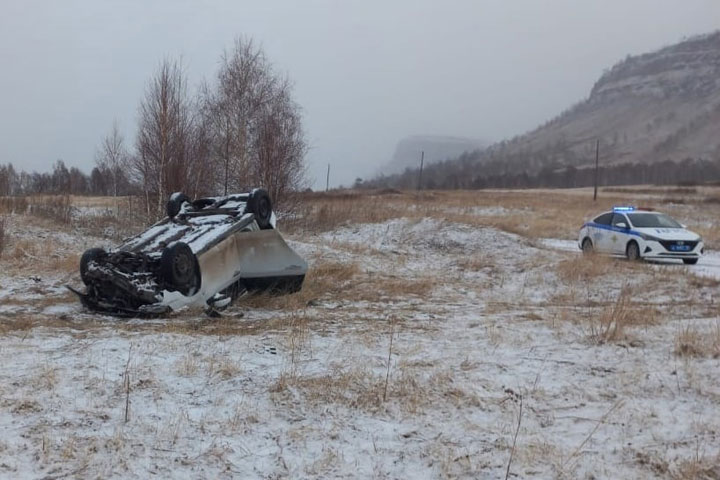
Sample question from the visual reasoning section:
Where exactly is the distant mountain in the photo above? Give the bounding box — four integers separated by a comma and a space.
506, 31, 720, 167
367, 32, 720, 189
379, 135, 485, 175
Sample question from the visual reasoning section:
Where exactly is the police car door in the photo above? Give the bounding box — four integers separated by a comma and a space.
610, 213, 631, 255
590, 212, 613, 253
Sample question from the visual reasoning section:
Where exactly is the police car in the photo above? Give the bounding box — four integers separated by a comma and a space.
578, 207, 704, 264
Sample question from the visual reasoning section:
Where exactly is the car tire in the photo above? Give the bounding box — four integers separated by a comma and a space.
626, 241, 641, 262
246, 188, 273, 229
160, 242, 200, 295
167, 192, 191, 219
581, 238, 593, 255
80, 247, 107, 285
682, 258, 698, 265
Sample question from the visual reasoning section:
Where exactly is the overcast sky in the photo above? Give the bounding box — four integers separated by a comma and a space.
1, 1, 719, 188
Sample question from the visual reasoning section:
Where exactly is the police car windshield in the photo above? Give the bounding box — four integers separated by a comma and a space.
627, 213, 682, 228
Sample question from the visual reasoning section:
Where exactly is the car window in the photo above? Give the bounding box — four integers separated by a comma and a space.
611, 214, 628, 227
627, 213, 682, 228
593, 213, 613, 225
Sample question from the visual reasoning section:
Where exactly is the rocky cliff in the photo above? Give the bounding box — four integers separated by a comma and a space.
498, 31, 720, 170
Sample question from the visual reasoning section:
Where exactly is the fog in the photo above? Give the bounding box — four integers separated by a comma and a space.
1, 0, 719, 188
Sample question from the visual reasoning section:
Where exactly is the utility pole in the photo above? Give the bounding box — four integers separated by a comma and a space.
417, 151, 424, 191
593, 139, 599, 201
326, 163, 330, 192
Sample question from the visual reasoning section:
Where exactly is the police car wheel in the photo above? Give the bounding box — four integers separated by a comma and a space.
581, 238, 593, 255
626, 241, 640, 261
682, 258, 698, 265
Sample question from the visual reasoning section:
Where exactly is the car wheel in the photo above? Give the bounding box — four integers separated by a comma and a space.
80, 247, 106, 285
626, 241, 641, 261
167, 192, 191, 219
581, 238, 593, 255
160, 242, 200, 295
246, 188, 273, 229
682, 258, 698, 265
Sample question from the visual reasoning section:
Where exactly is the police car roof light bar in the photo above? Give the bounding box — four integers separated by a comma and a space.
612, 206, 635, 212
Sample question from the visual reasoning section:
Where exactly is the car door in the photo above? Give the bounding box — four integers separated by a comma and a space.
590, 212, 613, 253
610, 213, 631, 255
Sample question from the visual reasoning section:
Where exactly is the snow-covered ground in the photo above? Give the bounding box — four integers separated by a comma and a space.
1, 213, 719, 479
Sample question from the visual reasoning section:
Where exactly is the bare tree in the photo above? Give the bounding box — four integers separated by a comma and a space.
95, 120, 129, 196
204, 37, 306, 206
51, 160, 71, 194
252, 79, 307, 204
0, 164, 10, 196
202, 38, 268, 195
135, 58, 198, 215
90, 167, 108, 195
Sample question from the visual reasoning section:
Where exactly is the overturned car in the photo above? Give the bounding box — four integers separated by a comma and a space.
70, 189, 307, 316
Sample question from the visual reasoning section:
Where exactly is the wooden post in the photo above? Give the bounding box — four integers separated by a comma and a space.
593, 139, 599, 201
417, 151, 424, 191
326, 163, 330, 192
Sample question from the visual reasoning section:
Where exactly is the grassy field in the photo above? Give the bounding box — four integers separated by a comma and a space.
0, 187, 719, 478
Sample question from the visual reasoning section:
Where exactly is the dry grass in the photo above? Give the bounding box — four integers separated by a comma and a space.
25, 195, 73, 224
636, 442, 720, 480
240, 257, 437, 312
674, 323, 720, 358
456, 254, 497, 273
1, 195, 147, 242
0, 196, 28, 214
239, 259, 361, 311
602, 186, 698, 195
69, 195, 129, 209
0, 314, 35, 334
269, 316, 475, 415
206, 355, 242, 380
32, 363, 59, 391
555, 253, 618, 284
4, 188, 720, 246
177, 351, 200, 376
670, 453, 720, 480
286, 188, 677, 241
285, 188, 720, 253
269, 365, 446, 414
2, 235, 80, 275
356, 275, 436, 302
587, 287, 657, 344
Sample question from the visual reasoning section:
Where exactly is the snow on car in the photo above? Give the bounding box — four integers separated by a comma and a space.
69, 189, 307, 316
578, 206, 704, 264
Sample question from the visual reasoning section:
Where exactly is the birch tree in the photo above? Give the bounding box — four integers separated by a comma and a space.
95, 120, 129, 197
135, 59, 195, 215
205, 37, 306, 206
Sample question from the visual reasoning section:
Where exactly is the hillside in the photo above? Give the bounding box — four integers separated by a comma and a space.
369, 32, 720, 189
513, 31, 720, 166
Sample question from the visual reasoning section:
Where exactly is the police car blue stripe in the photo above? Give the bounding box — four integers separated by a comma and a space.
582, 222, 643, 238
